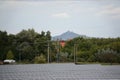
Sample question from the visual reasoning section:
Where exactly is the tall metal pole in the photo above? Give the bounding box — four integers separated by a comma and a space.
47, 41, 50, 63
57, 39, 60, 63
75, 44, 77, 64
74, 43, 77, 64
74, 44, 76, 63
74, 44, 77, 64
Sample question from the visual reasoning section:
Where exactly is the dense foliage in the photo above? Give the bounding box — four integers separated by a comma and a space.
0, 29, 120, 64
6, 50, 14, 59
0, 29, 52, 63
34, 54, 46, 63
62, 37, 120, 63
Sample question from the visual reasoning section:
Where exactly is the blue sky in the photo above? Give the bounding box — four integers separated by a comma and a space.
0, 0, 120, 38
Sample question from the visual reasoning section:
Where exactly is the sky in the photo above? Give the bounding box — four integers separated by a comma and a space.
0, 0, 120, 38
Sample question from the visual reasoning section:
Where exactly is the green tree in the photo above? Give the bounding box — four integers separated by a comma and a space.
34, 54, 46, 63
15, 29, 38, 62
0, 31, 9, 60
77, 51, 89, 62
6, 50, 14, 59
46, 31, 51, 40
95, 48, 118, 64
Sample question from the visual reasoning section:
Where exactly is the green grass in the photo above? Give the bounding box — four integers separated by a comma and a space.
75, 62, 120, 65
101, 63, 120, 65
75, 62, 99, 65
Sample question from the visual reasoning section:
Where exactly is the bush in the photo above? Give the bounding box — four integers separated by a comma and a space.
77, 58, 86, 62
95, 48, 119, 63
6, 50, 14, 59
34, 54, 46, 64
87, 55, 95, 62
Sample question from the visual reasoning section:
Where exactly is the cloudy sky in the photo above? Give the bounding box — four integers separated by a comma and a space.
0, 0, 120, 38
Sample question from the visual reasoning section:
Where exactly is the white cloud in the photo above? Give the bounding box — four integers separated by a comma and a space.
96, 5, 120, 19
52, 12, 70, 18
110, 14, 120, 19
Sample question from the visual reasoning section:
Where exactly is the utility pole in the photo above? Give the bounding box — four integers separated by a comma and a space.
47, 41, 50, 63
74, 44, 75, 63
56, 39, 60, 63
74, 44, 77, 64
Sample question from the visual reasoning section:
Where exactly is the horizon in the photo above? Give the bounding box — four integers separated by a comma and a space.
1, 29, 120, 38
0, 0, 120, 38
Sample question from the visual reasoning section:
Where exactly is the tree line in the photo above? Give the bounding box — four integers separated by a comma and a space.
0, 29, 52, 63
61, 37, 120, 64
0, 29, 120, 64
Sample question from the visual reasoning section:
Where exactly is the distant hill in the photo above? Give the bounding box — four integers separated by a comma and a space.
52, 31, 87, 41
